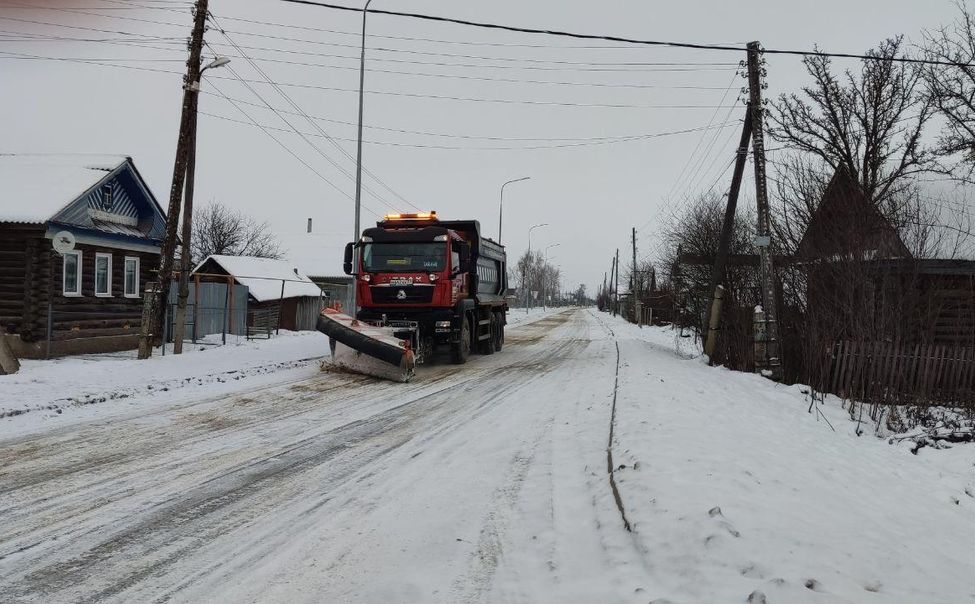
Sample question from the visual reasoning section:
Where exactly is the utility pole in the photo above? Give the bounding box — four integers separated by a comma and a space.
631, 227, 640, 326
614, 248, 620, 318
172, 93, 198, 355
609, 255, 616, 316
746, 41, 782, 379
351, 0, 374, 316
139, 0, 209, 359
602, 271, 607, 311
704, 110, 753, 359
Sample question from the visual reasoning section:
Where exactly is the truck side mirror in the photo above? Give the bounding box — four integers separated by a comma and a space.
343, 242, 354, 275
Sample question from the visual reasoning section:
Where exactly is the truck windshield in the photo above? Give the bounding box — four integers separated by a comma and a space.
362, 242, 446, 272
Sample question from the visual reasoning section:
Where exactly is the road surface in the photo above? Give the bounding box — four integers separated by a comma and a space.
0, 309, 643, 603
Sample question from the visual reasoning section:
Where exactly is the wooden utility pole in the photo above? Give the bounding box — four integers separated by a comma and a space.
610, 255, 616, 316
139, 0, 209, 359
704, 110, 753, 359
614, 248, 620, 318
746, 41, 782, 379
631, 227, 640, 325
172, 91, 199, 354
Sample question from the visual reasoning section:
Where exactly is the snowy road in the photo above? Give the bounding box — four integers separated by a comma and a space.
0, 309, 642, 603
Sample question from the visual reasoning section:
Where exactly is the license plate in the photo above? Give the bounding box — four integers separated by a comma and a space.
389, 277, 413, 286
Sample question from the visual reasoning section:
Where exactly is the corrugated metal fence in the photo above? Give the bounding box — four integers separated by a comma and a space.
167, 282, 249, 340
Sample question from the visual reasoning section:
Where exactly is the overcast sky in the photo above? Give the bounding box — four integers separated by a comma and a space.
0, 0, 964, 291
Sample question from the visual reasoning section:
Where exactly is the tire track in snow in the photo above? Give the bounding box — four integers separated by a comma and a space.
0, 310, 583, 603
587, 309, 632, 533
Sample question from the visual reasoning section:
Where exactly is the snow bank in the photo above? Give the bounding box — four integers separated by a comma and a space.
596, 311, 975, 603
0, 331, 329, 437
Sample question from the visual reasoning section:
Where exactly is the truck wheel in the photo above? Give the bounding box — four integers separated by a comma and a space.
493, 312, 504, 351
452, 316, 471, 364
480, 313, 496, 355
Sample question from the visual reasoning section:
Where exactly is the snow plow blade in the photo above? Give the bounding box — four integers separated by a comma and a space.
317, 308, 415, 382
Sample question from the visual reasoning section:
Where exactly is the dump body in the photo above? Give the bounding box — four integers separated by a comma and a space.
344, 214, 508, 364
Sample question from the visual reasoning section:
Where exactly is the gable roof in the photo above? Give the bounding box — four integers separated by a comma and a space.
194, 255, 324, 302
0, 154, 167, 241
797, 166, 911, 261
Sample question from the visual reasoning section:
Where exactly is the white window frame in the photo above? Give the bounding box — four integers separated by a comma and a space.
123, 256, 140, 298
62, 250, 82, 297
94, 252, 112, 297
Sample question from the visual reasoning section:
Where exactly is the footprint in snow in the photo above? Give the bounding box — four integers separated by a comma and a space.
708, 506, 741, 538
746, 591, 767, 604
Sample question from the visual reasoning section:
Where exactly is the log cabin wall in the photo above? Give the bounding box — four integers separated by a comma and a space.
50, 243, 158, 344
0, 224, 46, 338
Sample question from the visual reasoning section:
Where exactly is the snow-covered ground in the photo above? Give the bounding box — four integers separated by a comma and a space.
0, 307, 564, 438
601, 312, 975, 603
1, 308, 972, 603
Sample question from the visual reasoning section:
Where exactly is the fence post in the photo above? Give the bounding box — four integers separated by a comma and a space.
193, 274, 200, 343
222, 282, 229, 345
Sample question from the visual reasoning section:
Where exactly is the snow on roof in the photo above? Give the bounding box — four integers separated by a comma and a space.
197, 255, 324, 302
0, 154, 130, 223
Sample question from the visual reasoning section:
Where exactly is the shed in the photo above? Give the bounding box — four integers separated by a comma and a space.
193, 255, 324, 331
307, 275, 353, 312
0, 154, 165, 357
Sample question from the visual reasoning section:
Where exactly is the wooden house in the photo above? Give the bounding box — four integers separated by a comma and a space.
193, 255, 324, 332
797, 167, 975, 345
0, 154, 166, 357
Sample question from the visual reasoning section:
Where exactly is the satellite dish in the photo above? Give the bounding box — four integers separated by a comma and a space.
52, 231, 76, 255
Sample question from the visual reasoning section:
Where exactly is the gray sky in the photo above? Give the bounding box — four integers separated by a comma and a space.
1, 0, 963, 290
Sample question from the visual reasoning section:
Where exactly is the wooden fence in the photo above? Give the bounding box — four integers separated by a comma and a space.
830, 340, 975, 407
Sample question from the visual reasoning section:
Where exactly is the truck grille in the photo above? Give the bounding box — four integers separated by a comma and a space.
370, 286, 434, 304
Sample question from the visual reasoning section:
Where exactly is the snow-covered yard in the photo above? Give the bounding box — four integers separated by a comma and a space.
602, 312, 975, 603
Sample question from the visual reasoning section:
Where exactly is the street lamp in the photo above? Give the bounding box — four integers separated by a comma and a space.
172, 55, 230, 354
498, 176, 530, 244
525, 223, 548, 313
542, 243, 560, 310
351, 0, 374, 314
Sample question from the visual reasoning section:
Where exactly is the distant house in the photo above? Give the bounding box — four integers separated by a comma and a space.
0, 154, 166, 357
193, 255, 325, 331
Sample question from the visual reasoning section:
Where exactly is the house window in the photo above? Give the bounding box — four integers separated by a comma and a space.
62, 251, 82, 296
124, 256, 140, 298
102, 184, 114, 211
94, 253, 112, 296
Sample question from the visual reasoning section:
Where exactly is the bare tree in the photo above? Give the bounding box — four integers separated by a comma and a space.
923, 3, 975, 176
192, 201, 283, 261
769, 36, 936, 204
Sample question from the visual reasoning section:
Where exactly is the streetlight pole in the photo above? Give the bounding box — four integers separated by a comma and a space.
543, 243, 559, 311
525, 222, 547, 313
351, 0, 373, 316
172, 56, 230, 354
498, 176, 529, 244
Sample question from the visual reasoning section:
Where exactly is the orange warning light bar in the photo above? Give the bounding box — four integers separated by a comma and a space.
383, 211, 438, 221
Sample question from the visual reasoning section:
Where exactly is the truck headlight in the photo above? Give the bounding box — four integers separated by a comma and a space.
429, 273, 438, 281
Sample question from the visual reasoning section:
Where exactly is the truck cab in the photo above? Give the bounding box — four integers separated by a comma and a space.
343, 212, 507, 364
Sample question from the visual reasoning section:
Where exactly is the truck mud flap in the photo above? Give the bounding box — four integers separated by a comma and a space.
317, 308, 415, 383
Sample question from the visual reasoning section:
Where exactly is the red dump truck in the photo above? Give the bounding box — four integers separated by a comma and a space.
337, 211, 508, 366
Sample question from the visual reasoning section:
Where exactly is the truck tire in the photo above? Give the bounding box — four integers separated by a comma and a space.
493, 312, 504, 352
452, 316, 471, 364
480, 312, 496, 355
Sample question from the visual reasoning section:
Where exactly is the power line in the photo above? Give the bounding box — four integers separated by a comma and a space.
200, 109, 739, 150
279, 0, 975, 68
207, 14, 418, 211
205, 78, 382, 219
199, 90, 738, 142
